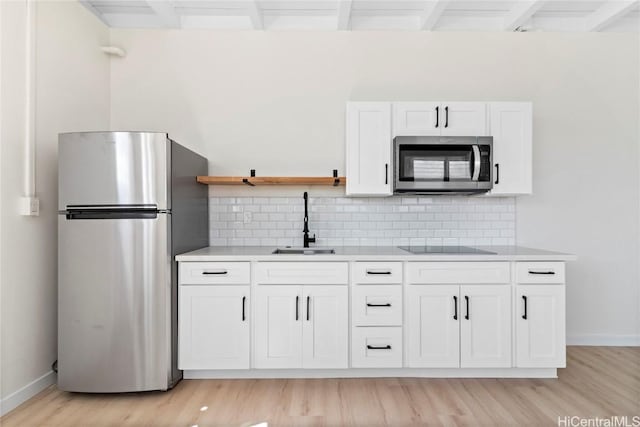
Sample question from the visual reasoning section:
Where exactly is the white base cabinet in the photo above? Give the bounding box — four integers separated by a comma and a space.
516, 285, 566, 368
406, 284, 511, 368
179, 285, 250, 370
254, 285, 348, 369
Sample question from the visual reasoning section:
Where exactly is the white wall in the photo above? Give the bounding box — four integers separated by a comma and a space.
0, 1, 109, 414
109, 30, 640, 345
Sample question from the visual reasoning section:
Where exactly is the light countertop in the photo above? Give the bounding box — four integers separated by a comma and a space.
176, 246, 576, 262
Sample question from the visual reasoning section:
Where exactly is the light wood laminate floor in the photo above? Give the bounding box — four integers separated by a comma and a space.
2, 347, 639, 427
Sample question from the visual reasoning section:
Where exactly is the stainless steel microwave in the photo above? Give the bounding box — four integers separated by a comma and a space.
393, 136, 493, 195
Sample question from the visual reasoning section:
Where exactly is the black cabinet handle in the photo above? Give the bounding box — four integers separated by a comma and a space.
495, 164, 500, 185
435, 106, 439, 128
528, 270, 556, 275
367, 345, 392, 350
464, 296, 470, 320
366, 303, 391, 307
306, 296, 310, 321
295, 295, 299, 321
453, 295, 458, 320
385, 163, 388, 185
444, 106, 449, 128
366, 270, 391, 275
203, 270, 227, 275
242, 296, 246, 321
522, 295, 528, 320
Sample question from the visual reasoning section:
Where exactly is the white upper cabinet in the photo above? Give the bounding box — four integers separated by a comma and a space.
392, 102, 487, 137
516, 285, 566, 368
346, 102, 392, 196
488, 102, 533, 195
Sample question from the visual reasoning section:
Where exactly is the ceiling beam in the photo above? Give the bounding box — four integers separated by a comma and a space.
585, 1, 638, 32
420, 1, 449, 31
503, 1, 545, 31
337, 0, 353, 30
147, 1, 181, 28
247, 1, 264, 30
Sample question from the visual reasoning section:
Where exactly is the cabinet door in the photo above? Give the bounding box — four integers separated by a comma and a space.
178, 286, 249, 370
406, 285, 460, 368
254, 286, 303, 369
516, 285, 566, 368
346, 102, 392, 196
460, 285, 511, 368
302, 286, 348, 369
392, 102, 441, 136
488, 102, 532, 195
440, 102, 487, 136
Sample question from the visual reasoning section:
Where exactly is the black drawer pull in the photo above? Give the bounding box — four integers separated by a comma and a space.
203, 270, 227, 275
528, 271, 555, 275
367, 345, 392, 350
464, 295, 470, 320
366, 303, 391, 307
295, 296, 299, 321
453, 295, 458, 320
306, 296, 310, 321
366, 270, 391, 275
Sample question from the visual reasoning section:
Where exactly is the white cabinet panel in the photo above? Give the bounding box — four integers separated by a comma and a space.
406, 285, 460, 368
179, 286, 249, 370
516, 262, 565, 284
352, 285, 403, 326
516, 285, 566, 368
352, 327, 403, 368
392, 102, 441, 136
489, 102, 532, 195
254, 286, 303, 369
352, 262, 403, 284
346, 102, 392, 196
303, 287, 349, 369
440, 103, 487, 137
179, 262, 250, 285
408, 262, 510, 284
255, 262, 348, 285
460, 285, 511, 368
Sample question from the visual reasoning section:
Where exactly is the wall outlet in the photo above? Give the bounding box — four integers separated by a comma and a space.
19, 197, 40, 216
243, 211, 252, 224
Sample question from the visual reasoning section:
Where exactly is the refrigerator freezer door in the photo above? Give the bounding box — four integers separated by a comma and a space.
58, 132, 170, 210
58, 213, 172, 392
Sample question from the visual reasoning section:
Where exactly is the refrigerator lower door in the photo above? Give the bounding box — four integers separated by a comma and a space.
58, 213, 172, 392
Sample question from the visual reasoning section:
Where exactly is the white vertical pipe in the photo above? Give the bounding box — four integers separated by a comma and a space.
24, 0, 36, 198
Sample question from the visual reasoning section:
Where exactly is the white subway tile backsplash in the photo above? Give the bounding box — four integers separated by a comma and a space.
208, 196, 516, 247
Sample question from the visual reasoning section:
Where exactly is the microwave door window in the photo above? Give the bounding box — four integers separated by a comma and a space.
399, 145, 473, 182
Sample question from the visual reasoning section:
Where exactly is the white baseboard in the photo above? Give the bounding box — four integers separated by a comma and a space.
0, 371, 56, 417
567, 334, 640, 346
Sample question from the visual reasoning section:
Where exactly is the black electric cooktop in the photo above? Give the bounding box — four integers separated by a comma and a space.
398, 246, 496, 255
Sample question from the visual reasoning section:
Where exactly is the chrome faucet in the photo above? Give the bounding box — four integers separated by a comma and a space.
303, 192, 316, 248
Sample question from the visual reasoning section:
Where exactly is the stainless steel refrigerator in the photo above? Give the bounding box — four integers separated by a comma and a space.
57, 131, 208, 392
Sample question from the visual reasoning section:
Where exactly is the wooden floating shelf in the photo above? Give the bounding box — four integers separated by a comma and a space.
197, 176, 346, 186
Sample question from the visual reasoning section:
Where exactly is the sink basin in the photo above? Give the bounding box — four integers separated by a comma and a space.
272, 248, 336, 255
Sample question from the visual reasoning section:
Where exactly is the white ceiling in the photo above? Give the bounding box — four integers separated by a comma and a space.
81, 0, 640, 32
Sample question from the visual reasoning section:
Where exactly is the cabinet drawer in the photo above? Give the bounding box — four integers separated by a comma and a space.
352, 262, 402, 284
179, 262, 250, 285
352, 327, 403, 368
516, 262, 565, 284
353, 286, 402, 326
408, 262, 510, 284
255, 262, 348, 285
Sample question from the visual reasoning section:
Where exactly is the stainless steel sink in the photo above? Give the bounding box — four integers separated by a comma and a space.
272, 248, 335, 255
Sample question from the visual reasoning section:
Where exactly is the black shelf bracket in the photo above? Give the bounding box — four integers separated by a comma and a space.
333, 169, 340, 186
243, 169, 256, 186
